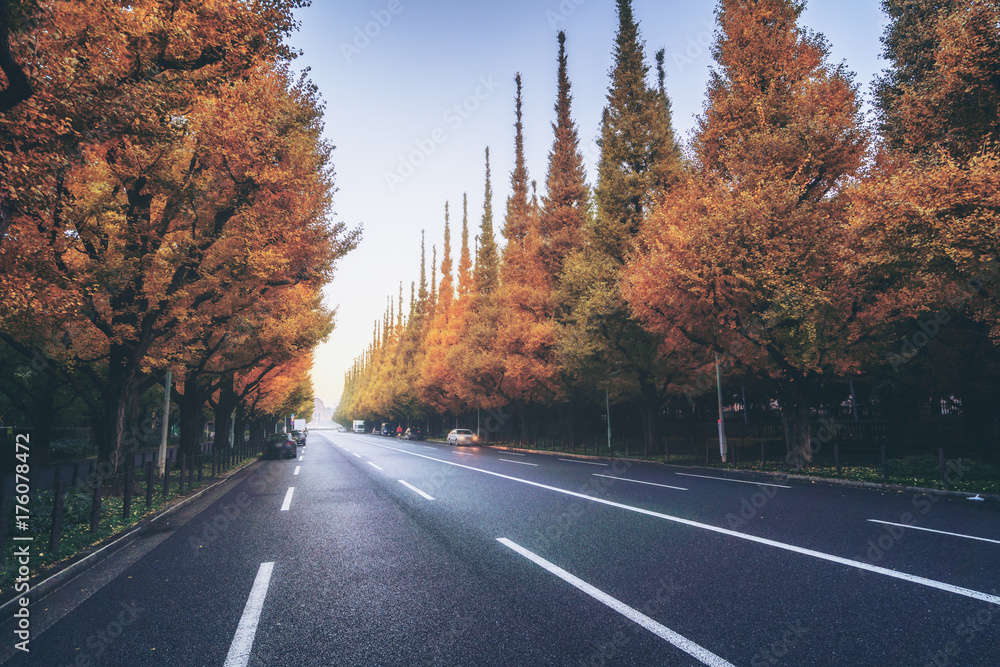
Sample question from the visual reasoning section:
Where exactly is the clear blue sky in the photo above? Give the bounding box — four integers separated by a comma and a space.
289, 0, 889, 410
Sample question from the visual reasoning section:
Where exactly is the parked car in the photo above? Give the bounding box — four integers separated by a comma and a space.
404, 427, 423, 441
380, 423, 392, 437
447, 428, 477, 445
263, 432, 296, 459
371, 426, 380, 435
291, 429, 307, 446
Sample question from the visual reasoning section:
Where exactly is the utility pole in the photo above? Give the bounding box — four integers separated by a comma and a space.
715, 353, 728, 463
606, 388, 612, 452
158, 369, 171, 477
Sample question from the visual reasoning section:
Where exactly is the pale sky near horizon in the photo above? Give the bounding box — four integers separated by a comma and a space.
289, 0, 889, 411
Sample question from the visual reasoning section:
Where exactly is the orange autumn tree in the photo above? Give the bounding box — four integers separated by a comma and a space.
495, 75, 559, 435
851, 0, 1000, 439
449, 149, 506, 410
625, 0, 868, 466
420, 208, 467, 415
0, 1, 355, 469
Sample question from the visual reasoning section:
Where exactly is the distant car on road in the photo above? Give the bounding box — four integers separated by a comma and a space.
404, 427, 423, 441
291, 429, 307, 446
380, 423, 393, 437
447, 429, 477, 446
337, 425, 346, 432
263, 432, 296, 459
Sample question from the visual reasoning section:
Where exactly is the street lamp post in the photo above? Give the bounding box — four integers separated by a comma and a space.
715, 353, 728, 463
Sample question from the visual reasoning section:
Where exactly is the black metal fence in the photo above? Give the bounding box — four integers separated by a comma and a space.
0, 433, 260, 575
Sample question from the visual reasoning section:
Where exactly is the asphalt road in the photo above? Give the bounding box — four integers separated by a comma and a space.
3, 431, 999, 666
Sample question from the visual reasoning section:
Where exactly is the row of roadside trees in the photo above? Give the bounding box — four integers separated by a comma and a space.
0, 0, 359, 472
341, 0, 999, 465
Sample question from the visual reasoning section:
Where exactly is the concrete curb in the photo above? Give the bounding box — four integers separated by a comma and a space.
484, 445, 1000, 503
0, 457, 261, 619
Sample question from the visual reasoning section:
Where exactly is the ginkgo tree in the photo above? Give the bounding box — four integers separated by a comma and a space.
0, 0, 356, 471
625, 0, 868, 466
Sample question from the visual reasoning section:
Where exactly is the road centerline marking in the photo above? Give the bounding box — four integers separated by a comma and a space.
499, 458, 539, 466
558, 458, 608, 467
867, 520, 1000, 545
497, 539, 734, 667
398, 479, 434, 500
223, 562, 275, 667
593, 474, 687, 491
361, 440, 1000, 607
368, 462, 383, 471
675, 472, 791, 488
280, 487, 295, 511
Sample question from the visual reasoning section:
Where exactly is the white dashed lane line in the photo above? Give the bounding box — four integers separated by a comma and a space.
674, 472, 791, 489
497, 539, 735, 667
499, 458, 538, 467
223, 562, 275, 667
592, 473, 687, 491
867, 520, 1000, 545
368, 462, 383, 471
398, 480, 434, 500
280, 487, 295, 511
558, 458, 608, 467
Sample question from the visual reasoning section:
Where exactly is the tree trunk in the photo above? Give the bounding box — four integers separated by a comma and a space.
178, 373, 206, 461
780, 382, 812, 470
212, 373, 236, 455
233, 401, 246, 451
99, 343, 139, 475
249, 419, 265, 453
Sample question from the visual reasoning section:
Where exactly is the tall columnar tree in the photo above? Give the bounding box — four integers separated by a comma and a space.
593, 0, 682, 262
540, 31, 588, 280
420, 206, 464, 413
557, 2, 684, 453
497, 76, 559, 426
452, 148, 505, 409
625, 0, 867, 466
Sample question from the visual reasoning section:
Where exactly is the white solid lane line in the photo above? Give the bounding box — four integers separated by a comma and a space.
368, 462, 383, 471
867, 520, 1000, 545
499, 458, 539, 467
362, 440, 1000, 608
280, 487, 295, 511
558, 459, 608, 467
293, 466, 300, 476
675, 472, 791, 489
497, 539, 735, 667
223, 562, 275, 667
398, 479, 434, 500
593, 473, 687, 491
